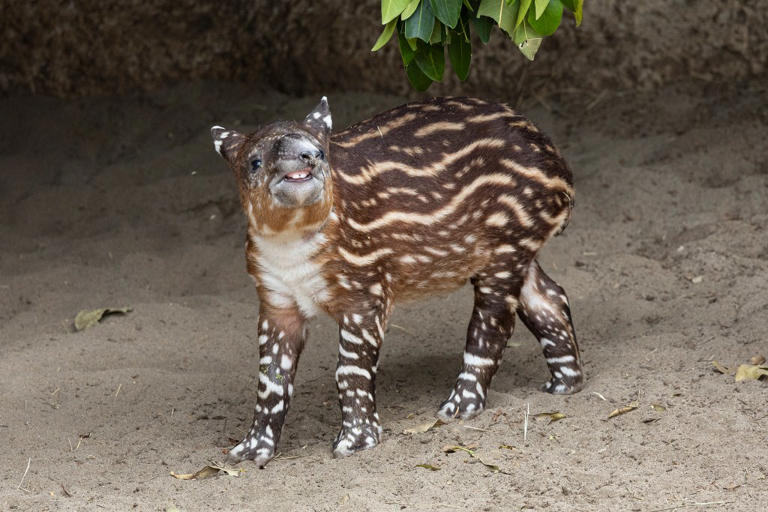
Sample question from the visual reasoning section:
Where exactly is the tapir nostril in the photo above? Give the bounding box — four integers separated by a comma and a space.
300, 149, 323, 163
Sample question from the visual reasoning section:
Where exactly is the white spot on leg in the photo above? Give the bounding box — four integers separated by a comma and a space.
336, 365, 372, 380
338, 344, 360, 360
547, 355, 575, 364
341, 329, 363, 345
559, 366, 581, 377
258, 373, 285, 399
361, 329, 378, 347
463, 352, 495, 367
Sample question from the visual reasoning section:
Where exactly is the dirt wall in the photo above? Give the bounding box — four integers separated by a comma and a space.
1, 1, 766, 98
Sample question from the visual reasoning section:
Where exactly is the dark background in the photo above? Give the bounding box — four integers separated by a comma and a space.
2, 0, 766, 99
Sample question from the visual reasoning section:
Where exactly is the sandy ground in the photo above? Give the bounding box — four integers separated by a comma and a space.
1, 80, 767, 511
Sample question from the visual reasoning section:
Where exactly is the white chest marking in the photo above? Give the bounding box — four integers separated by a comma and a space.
252, 232, 330, 317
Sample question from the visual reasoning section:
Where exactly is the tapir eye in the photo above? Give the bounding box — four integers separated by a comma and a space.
250, 159, 262, 172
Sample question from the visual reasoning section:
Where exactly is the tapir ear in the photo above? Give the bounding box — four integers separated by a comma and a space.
210, 126, 246, 162
303, 96, 332, 139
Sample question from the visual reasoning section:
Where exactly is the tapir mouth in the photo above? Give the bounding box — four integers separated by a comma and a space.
281, 167, 314, 183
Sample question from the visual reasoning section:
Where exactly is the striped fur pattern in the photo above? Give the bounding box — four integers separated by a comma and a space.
211, 96, 583, 467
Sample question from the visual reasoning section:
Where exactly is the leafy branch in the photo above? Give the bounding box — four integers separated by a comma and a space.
372, 0, 584, 90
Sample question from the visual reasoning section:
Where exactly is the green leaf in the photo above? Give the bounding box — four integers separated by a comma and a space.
405, 0, 436, 42
471, 15, 493, 43
414, 40, 445, 81
398, 30, 417, 66
517, 0, 532, 27
562, 0, 583, 25
406, 63, 433, 90
462, 0, 474, 12
456, 13, 470, 42
430, 0, 462, 29
534, 0, 549, 19
527, 0, 562, 35
448, 29, 471, 80
401, 0, 421, 20
478, 0, 519, 37
372, 19, 398, 51
429, 21, 444, 43
517, 36, 543, 60
382, 0, 412, 24
575, 0, 582, 25
513, 19, 542, 43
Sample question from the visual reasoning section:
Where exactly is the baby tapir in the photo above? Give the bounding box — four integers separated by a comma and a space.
210, 97, 583, 467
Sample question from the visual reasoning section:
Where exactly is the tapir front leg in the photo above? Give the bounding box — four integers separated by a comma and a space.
228, 306, 306, 468
332, 309, 388, 457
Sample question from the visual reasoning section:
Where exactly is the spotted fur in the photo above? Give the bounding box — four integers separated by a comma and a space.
211, 97, 584, 467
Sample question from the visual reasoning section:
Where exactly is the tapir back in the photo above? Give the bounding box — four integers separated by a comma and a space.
325, 97, 574, 301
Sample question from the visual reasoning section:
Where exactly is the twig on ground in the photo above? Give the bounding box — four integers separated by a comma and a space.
523, 403, 529, 443
647, 501, 731, 512
462, 425, 490, 432
591, 391, 607, 401
114, 383, 122, 398
17, 457, 31, 490
388, 323, 414, 336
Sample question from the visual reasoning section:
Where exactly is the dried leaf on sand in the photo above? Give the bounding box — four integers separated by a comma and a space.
607, 401, 639, 419
403, 418, 444, 435
74, 307, 132, 331
712, 360, 735, 375
415, 463, 441, 471
734, 364, 768, 382
170, 463, 242, 480
442, 445, 506, 474
533, 412, 566, 423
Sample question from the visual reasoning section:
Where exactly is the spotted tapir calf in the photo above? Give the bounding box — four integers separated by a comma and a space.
210, 97, 583, 467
